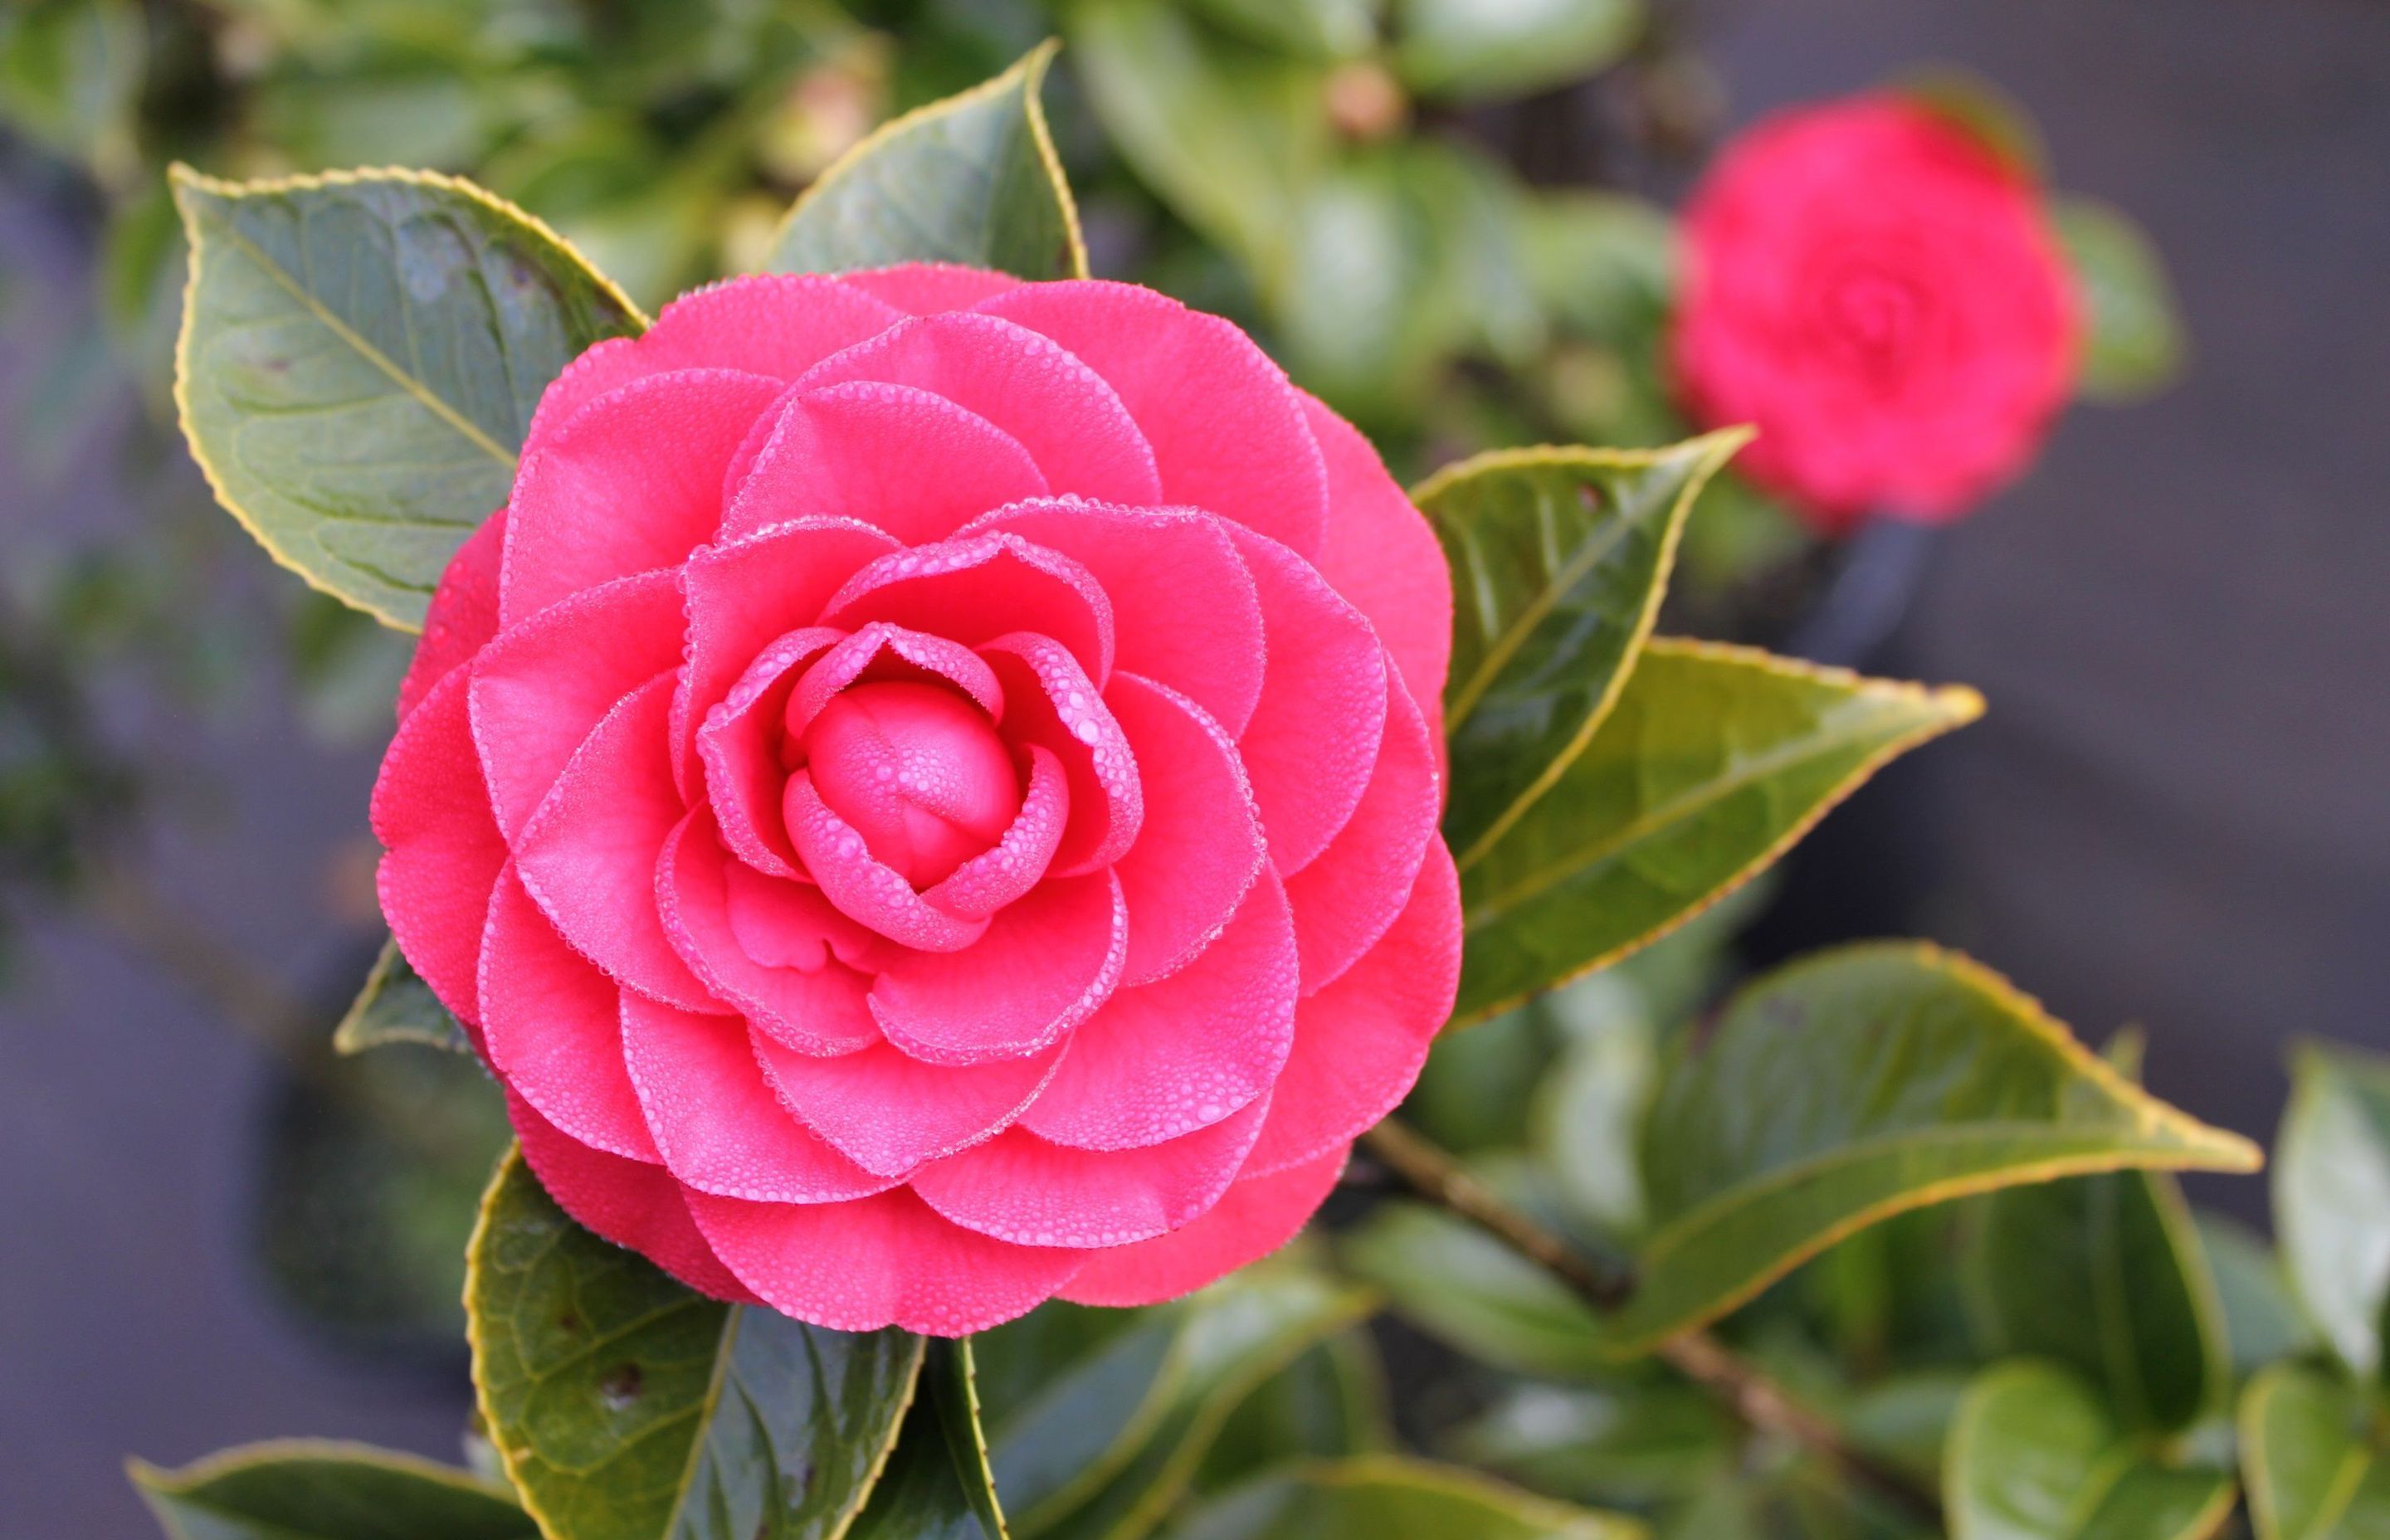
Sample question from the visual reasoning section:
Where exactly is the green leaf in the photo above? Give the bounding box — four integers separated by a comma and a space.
767, 41, 1085, 280
1533, 975, 1660, 1238
1389, 0, 1643, 102
848, 1341, 1010, 1540
1945, 1363, 2234, 1540
334, 936, 471, 1055
1454, 641, 1983, 1026
1195, 1330, 1391, 1494
978, 1303, 1190, 1530
1417, 431, 1749, 867
129, 1440, 535, 1540
2053, 196, 2186, 404
2194, 1212, 2317, 1378
2274, 1040, 2390, 1381
170, 165, 643, 631
1607, 943, 2262, 1354
2240, 1362, 2390, 1540
1168, 1456, 1643, 1540
1185, 0, 1376, 59
465, 1146, 924, 1540
1452, 1382, 1734, 1508
0, 0, 144, 183
1341, 1201, 1610, 1380
1520, 191, 1675, 340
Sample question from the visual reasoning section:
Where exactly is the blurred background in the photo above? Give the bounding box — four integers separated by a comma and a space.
2, 0, 2383, 1533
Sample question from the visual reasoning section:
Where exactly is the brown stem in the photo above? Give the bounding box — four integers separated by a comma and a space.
1358, 1118, 1944, 1526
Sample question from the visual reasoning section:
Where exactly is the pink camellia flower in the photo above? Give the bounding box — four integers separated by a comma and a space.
373, 266, 1460, 1334
1671, 94, 2080, 530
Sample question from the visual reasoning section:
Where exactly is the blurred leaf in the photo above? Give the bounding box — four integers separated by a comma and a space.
1389, 0, 1641, 103
1453, 641, 1981, 1026
1186, 0, 1377, 60
1945, 1363, 2233, 1540
1534, 976, 1657, 1236
2194, 1212, 2317, 1378
251, 68, 514, 171
2053, 195, 2187, 404
1895, 69, 2049, 184
171, 166, 642, 630
466, 1147, 924, 1540
848, 1341, 1009, 1540
2239, 1362, 2390, 1540
1610, 943, 2264, 1355
334, 936, 470, 1055
1453, 1381, 1733, 1508
769, 41, 1085, 280
130, 1440, 534, 1540
1419, 430, 1747, 866
1522, 191, 1675, 339
1342, 1201, 1610, 1380
1197, 1330, 1392, 1494
0, 0, 143, 183
2275, 1040, 2390, 1382
1402, 999, 1558, 1153
1841, 1370, 1973, 1484
978, 1302, 1188, 1530
1168, 1456, 1642, 1540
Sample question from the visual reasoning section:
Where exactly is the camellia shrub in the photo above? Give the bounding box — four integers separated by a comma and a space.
127, 43, 2383, 1540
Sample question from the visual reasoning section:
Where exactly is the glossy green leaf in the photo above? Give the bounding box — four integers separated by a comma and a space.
2195, 1213, 2318, 1377
465, 1146, 924, 1540
2240, 1362, 2390, 1540
2274, 1040, 2390, 1380
1419, 431, 1749, 866
130, 1440, 534, 1540
1946, 1363, 2234, 1540
1608, 943, 2262, 1354
1389, 0, 1643, 102
1342, 1201, 1609, 1380
1169, 1456, 1642, 1540
847, 1341, 1009, 1540
768, 41, 1084, 280
334, 935, 470, 1055
171, 165, 643, 631
1453, 1382, 1733, 1508
978, 1302, 1189, 1530
2054, 196, 2186, 405
1454, 641, 1983, 1026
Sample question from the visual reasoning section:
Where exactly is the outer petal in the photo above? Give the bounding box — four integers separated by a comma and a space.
979, 634, 1142, 876
619, 992, 895, 1202
978, 282, 1329, 556
396, 509, 505, 722
840, 263, 1022, 315
509, 1090, 759, 1304
1059, 1146, 1348, 1308
686, 1186, 1085, 1334
722, 381, 1049, 544
1301, 394, 1453, 733
1282, 667, 1440, 993
1246, 842, 1461, 1176
514, 675, 719, 1012
963, 500, 1266, 737
372, 665, 507, 1022
1022, 870, 1297, 1152
1105, 672, 1263, 985
869, 871, 1128, 1065
793, 312, 1163, 505
909, 1096, 1268, 1248
822, 532, 1115, 689
754, 1031, 1065, 1180
1227, 526, 1388, 875
502, 369, 785, 626
479, 867, 657, 1162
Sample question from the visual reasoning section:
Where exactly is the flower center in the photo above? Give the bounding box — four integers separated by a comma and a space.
1815, 263, 1929, 387
796, 680, 1022, 888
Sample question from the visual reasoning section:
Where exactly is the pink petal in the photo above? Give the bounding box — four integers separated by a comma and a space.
1022, 870, 1296, 1151
783, 770, 990, 953
1060, 1146, 1348, 1308
619, 991, 895, 1202
685, 1185, 1085, 1334
919, 744, 1068, 922
502, 369, 786, 626
1283, 669, 1441, 993
657, 811, 881, 1056
722, 381, 1049, 544
840, 263, 1023, 315
514, 675, 720, 1012
469, 568, 685, 841
910, 1096, 1269, 1248
479, 867, 658, 1162
1302, 395, 1453, 739
978, 633, 1142, 876
396, 509, 505, 722
1227, 526, 1388, 875
523, 275, 904, 458
782, 621, 1004, 743
979, 282, 1328, 555
793, 312, 1162, 505
1246, 843, 1461, 1177
509, 1089, 759, 1304
372, 665, 507, 1024
822, 532, 1115, 688
754, 1030, 1065, 1179
695, 627, 844, 880
870, 871, 1127, 1065
1105, 671, 1263, 985
963, 500, 1266, 736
